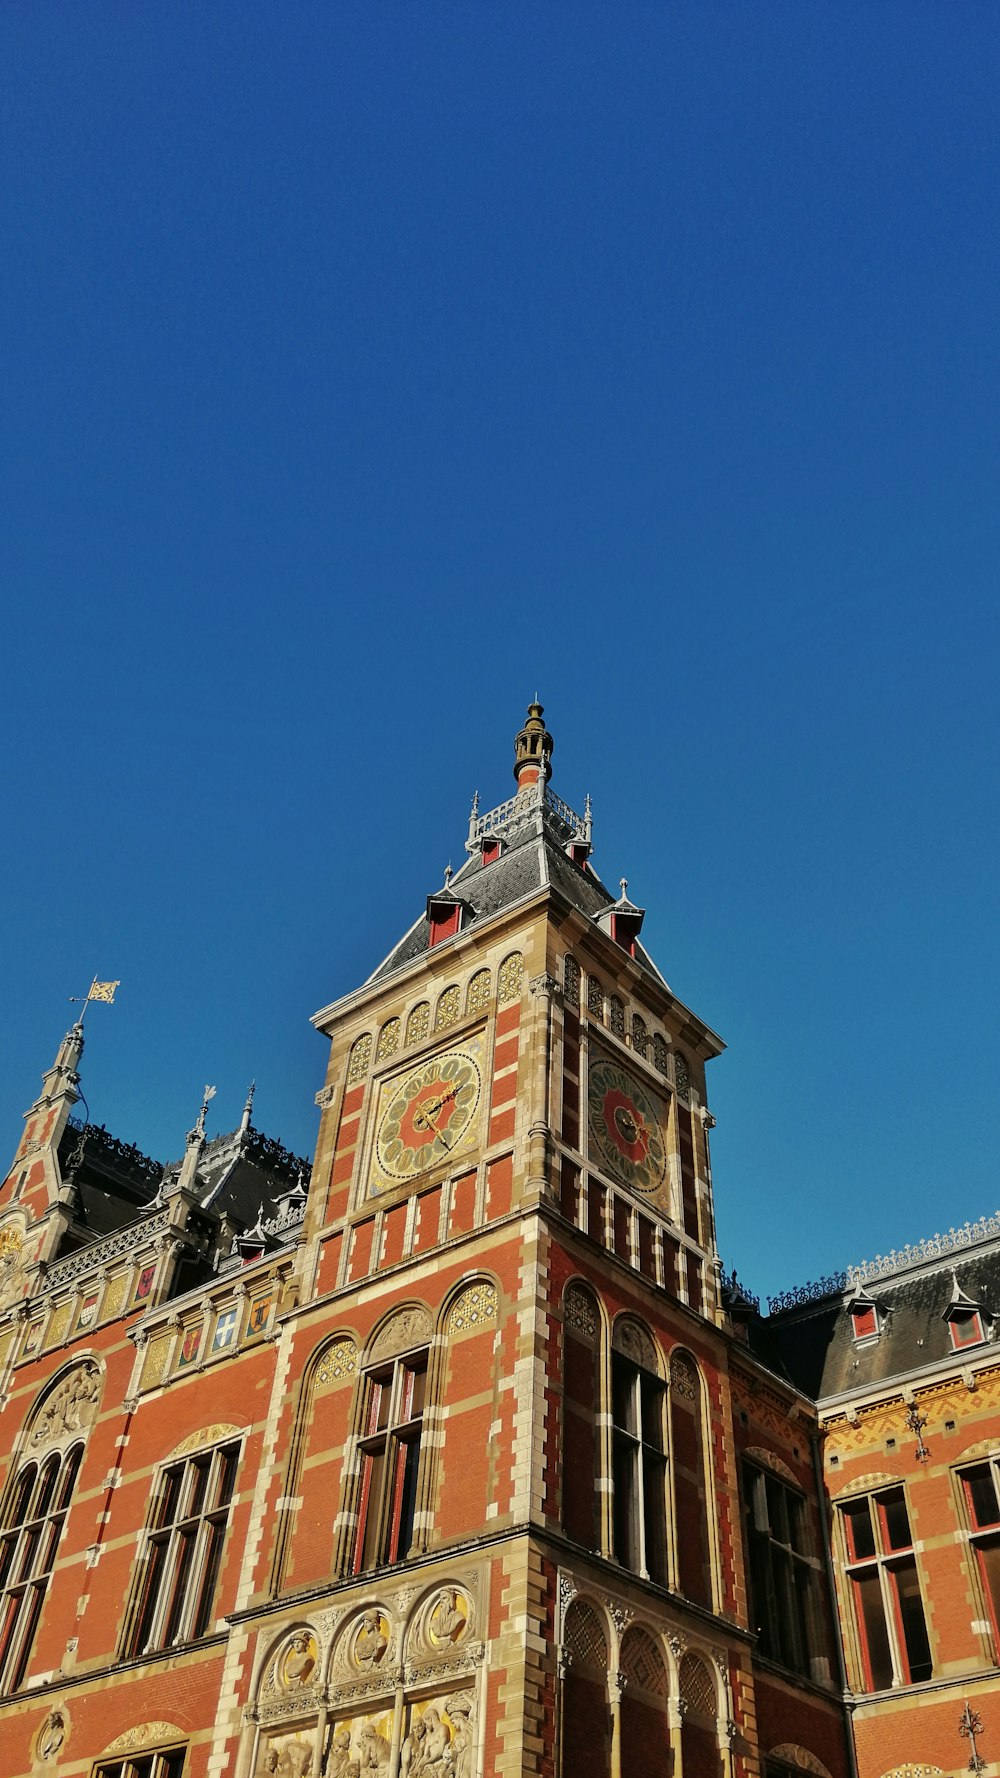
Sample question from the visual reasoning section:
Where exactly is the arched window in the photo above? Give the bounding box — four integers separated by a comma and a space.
465, 969, 491, 1016
497, 952, 524, 1004
347, 1033, 373, 1084
375, 1018, 400, 1063
631, 1014, 648, 1058
405, 1003, 430, 1046
562, 1285, 600, 1550
124, 1436, 240, 1655
620, 1627, 669, 1778
434, 985, 461, 1031
564, 956, 580, 1007
652, 1034, 669, 1076
561, 1600, 611, 1778
611, 1322, 666, 1583
587, 975, 605, 1021
0, 1443, 83, 1693
609, 996, 625, 1039
679, 1651, 721, 1778
670, 1351, 713, 1607
350, 1319, 430, 1574
673, 1050, 690, 1101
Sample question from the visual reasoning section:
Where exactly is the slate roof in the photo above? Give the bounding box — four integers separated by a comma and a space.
367, 787, 669, 991
756, 1244, 1000, 1402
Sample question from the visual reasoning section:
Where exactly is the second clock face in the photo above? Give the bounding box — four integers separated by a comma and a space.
588, 1056, 667, 1196
373, 1044, 483, 1189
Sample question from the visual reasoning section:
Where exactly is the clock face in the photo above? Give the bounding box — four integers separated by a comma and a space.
372, 1044, 483, 1190
588, 1056, 667, 1196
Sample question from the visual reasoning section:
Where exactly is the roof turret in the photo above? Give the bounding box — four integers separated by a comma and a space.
512, 700, 553, 787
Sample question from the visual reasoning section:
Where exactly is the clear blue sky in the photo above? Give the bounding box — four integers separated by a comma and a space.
2, 5, 998, 1303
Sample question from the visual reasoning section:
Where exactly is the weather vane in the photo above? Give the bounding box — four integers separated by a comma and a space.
68, 977, 120, 1025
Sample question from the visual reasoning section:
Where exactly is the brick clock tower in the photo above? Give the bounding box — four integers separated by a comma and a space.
0, 705, 851, 1778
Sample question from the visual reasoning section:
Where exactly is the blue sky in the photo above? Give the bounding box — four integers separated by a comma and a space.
2, 4, 998, 1301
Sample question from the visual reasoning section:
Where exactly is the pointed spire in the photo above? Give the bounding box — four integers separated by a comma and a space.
239, 1080, 256, 1139
513, 700, 553, 789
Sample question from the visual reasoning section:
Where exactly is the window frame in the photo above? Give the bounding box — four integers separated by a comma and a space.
0, 1441, 84, 1696
350, 1348, 428, 1575
837, 1483, 932, 1691
93, 1747, 187, 1778
741, 1460, 818, 1679
610, 1348, 667, 1585
123, 1438, 240, 1658
958, 1455, 1000, 1654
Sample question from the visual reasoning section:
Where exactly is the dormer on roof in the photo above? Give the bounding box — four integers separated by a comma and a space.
597, 881, 646, 957
944, 1273, 990, 1350
846, 1282, 882, 1344
426, 870, 467, 949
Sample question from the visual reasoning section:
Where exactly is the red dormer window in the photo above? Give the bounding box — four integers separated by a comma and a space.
950, 1309, 985, 1349
428, 901, 462, 948
480, 838, 502, 866
610, 911, 641, 957
568, 841, 591, 868
851, 1304, 879, 1342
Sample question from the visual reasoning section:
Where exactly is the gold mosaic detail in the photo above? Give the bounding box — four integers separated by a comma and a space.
497, 952, 524, 1004
142, 1336, 171, 1391
375, 1019, 400, 1063
102, 1273, 128, 1320
434, 985, 461, 1030
347, 1034, 373, 1084
564, 1283, 598, 1340
405, 1002, 430, 1045
465, 969, 491, 1015
447, 1281, 497, 1333
46, 1302, 71, 1347
316, 1338, 358, 1386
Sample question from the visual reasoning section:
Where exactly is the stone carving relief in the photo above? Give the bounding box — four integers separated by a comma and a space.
767, 1748, 834, 1778
405, 1580, 482, 1687
400, 1690, 475, 1778
170, 1424, 243, 1459
324, 1709, 393, 1774
0, 1220, 27, 1307
280, 1631, 318, 1689
612, 1317, 658, 1373
427, 1587, 470, 1649
743, 1446, 798, 1487
354, 1610, 390, 1669
256, 1729, 315, 1777
36, 1708, 67, 1761
369, 1307, 431, 1362
669, 1351, 698, 1401
101, 1724, 185, 1756
30, 1361, 101, 1448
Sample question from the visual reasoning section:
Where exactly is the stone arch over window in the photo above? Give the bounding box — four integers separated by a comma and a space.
612, 1315, 660, 1375
768, 1749, 836, 1778
561, 1599, 611, 1778
679, 1651, 721, 1777
434, 985, 461, 1031
0, 1400, 88, 1693
497, 952, 524, 1004
375, 1019, 400, 1064
563, 1283, 602, 1551
564, 955, 580, 1007
609, 995, 625, 1039
652, 1033, 669, 1076
670, 1349, 714, 1608
405, 1002, 430, 1046
342, 1307, 434, 1578
347, 1033, 373, 1085
746, 1446, 800, 1488
619, 1626, 669, 1778
465, 969, 491, 1017
631, 1014, 648, 1057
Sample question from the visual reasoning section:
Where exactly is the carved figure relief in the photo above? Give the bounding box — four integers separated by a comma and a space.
325, 1724, 359, 1778
0, 1221, 26, 1307
30, 1361, 101, 1447
355, 1717, 392, 1771
281, 1631, 318, 1688
369, 1307, 431, 1362
354, 1610, 389, 1668
428, 1588, 469, 1648
400, 1692, 474, 1778
37, 1709, 67, 1760
257, 1730, 314, 1777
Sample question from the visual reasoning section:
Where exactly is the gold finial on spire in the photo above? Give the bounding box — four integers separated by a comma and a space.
513, 700, 553, 788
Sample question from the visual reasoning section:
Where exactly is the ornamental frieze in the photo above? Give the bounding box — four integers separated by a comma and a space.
30, 1361, 101, 1447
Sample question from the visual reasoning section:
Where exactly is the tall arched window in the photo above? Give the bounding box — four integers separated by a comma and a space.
561, 1600, 611, 1778
619, 1626, 669, 1778
562, 1284, 601, 1551
0, 1443, 83, 1693
611, 1321, 667, 1583
670, 1351, 713, 1607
